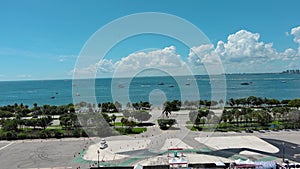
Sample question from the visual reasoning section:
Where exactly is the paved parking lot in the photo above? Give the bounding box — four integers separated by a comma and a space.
0, 139, 92, 169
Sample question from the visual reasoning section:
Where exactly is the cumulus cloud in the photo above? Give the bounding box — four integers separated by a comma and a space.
114, 46, 189, 77
117, 46, 185, 68
73, 46, 191, 77
74, 27, 300, 76
290, 26, 300, 55
188, 44, 214, 65
188, 30, 281, 67
188, 29, 300, 72
72, 59, 115, 77
291, 26, 300, 44
97, 59, 115, 73
216, 30, 279, 63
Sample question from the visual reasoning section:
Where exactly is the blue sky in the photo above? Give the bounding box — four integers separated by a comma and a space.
1, 0, 300, 80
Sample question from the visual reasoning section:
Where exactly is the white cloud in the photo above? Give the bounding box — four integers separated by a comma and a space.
290, 26, 300, 56
287, 61, 300, 69
117, 46, 185, 68
114, 46, 190, 77
216, 30, 279, 63
291, 26, 300, 44
17, 74, 32, 79
188, 44, 214, 65
285, 32, 289, 36
97, 59, 115, 73
188, 29, 300, 73
282, 48, 298, 60
72, 58, 116, 77
73, 46, 191, 78
58, 54, 76, 62
73, 27, 300, 76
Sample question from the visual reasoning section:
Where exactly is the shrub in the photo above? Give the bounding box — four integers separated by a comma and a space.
54, 130, 63, 138
17, 133, 27, 139
39, 130, 50, 139
72, 129, 81, 137
5, 131, 17, 140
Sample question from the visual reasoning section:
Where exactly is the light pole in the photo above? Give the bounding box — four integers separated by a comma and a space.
97, 150, 100, 168
282, 142, 285, 163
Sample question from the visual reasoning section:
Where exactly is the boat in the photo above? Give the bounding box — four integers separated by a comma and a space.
240, 82, 251, 85
281, 80, 287, 83
158, 82, 164, 85
50, 96, 55, 99
118, 84, 125, 88
169, 84, 175, 88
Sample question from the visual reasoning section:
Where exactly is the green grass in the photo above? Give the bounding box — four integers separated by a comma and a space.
114, 127, 147, 135
114, 122, 123, 126
132, 127, 147, 133
46, 125, 62, 129
185, 121, 193, 124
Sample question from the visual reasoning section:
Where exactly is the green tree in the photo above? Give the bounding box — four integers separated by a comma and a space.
256, 110, 272, 126
288, 98, 300, 109
228, 98, 236, 107
0, 110, 14, 118
2, 119, 18, 132
157, 119, 176, 130
38, 116, 53, 130
111, 114, 117, 127
162, 103, 172, 118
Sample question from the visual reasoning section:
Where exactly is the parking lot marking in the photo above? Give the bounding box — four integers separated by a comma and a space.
0, 142, 14, 151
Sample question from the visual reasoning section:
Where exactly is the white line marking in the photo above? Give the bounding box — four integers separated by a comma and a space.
0, 142, 14, 151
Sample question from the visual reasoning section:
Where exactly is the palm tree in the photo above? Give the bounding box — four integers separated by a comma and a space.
121, 117, 126, 128
232, 108, 241, 126
162, 104, 171, 118
229, 98, 236, 107
111, 114, 117, 128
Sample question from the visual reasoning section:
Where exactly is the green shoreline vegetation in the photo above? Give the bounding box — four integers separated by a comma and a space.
0, 97, 299, 140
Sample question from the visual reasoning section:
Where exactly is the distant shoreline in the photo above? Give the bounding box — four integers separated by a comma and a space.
0, 71, 299, 82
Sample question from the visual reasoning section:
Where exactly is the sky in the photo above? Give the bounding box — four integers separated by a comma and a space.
0, 0, 300, 80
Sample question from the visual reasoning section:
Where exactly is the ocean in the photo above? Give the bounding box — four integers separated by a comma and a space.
0, 73, 299, 107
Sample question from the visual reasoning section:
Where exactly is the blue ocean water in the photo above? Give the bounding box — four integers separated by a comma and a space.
0, 73, 299, 107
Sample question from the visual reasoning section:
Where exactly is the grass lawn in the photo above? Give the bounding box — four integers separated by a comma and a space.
132, 127, 147, 133
46, 125, 62, 129
114, 122, 123, 126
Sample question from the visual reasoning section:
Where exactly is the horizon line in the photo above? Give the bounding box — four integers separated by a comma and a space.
0, 71, 290, 82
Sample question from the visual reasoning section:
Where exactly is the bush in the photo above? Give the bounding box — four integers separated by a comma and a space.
217, 122, 232, 129
17, 133, 27, 139
193, 126, 203, 131
81, 130, 89, 137
72, 129, 81, 137
5, 131, 17, 140
39, 130, 50, 139
54, 130, 63, 138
